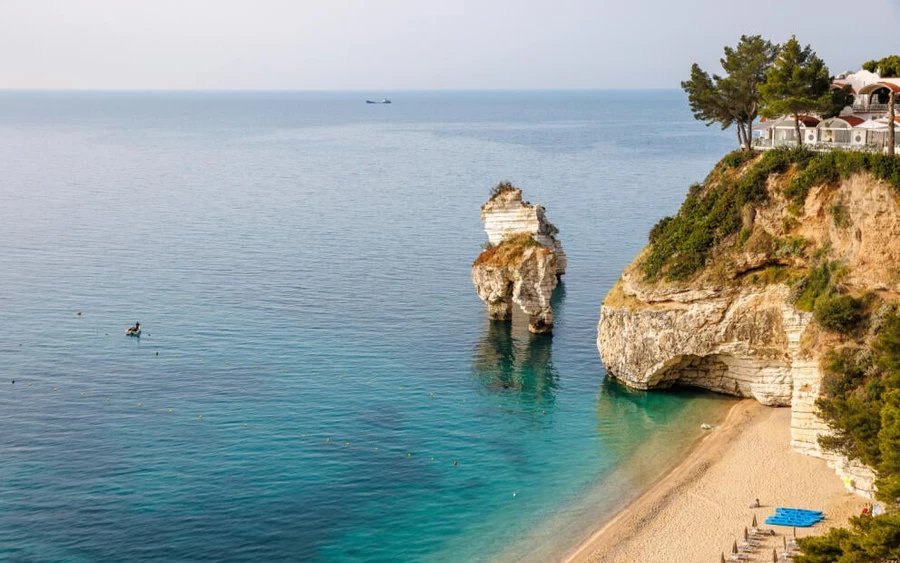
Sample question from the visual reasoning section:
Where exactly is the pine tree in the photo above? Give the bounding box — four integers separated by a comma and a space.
759, 36, 831, 147
681, 35, 777, 150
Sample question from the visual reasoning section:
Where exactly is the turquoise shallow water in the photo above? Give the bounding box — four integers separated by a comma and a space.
0, 91, 735, 562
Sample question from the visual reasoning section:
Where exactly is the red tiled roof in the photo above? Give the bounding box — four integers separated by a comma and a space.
798, 116, 820, 126
831, 82, 857, 95
839, 116, 865, 126
878, 81, 900, 93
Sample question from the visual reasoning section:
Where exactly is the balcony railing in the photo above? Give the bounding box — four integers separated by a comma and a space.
851, 102, 900, 113
752, 137, 896, 152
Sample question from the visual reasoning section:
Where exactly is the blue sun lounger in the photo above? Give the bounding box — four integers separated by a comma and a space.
764, 507, 824, 527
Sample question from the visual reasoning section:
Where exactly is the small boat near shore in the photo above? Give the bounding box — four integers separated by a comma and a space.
366, 99, 391, 104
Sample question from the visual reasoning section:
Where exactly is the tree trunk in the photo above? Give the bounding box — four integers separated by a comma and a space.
889, 90, 896, 157
745, 117, 752, 151
794, 113, 803, 147
736, 125, 743, 149
744, 104, 756, 150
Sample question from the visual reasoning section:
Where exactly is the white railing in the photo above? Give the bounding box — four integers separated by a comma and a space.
752, 138, 897, 153
851, 102, 900, 113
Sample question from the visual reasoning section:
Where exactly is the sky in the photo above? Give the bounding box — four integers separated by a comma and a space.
1, 0, 899, 90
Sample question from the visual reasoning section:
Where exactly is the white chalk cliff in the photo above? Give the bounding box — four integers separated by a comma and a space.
473, 186, 566, 334
598, 162, 900, 498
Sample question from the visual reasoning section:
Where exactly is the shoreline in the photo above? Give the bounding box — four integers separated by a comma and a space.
562, 400, 860, 563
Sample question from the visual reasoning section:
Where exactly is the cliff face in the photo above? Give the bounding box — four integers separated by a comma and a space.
598, 158, 900, 498
473, 187, 566, 334
480, 187, 567, 275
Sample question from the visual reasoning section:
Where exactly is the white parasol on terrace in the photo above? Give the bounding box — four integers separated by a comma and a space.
854, 119, 888, 129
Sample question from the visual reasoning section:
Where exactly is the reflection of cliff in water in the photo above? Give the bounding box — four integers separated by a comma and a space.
472, 317, 558, 409
550, 280, 566, 312
594, 375, 735, 458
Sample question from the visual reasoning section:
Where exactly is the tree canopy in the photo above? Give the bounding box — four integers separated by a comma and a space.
863, 55, 900, 78
681, 35, 777, 151
759, 36, 831, 146
795, 513, 900, 563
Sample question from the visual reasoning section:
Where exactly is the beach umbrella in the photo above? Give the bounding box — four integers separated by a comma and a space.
773, 547, 778, 562
744, 527, 749, 541
793, 526, 797, 538
752, 514, 758, 527
783, 536, 787, 549
721, 553, 726, 563
733, 540, 738, 554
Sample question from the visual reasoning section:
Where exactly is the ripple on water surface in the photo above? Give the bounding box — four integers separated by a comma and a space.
0, 90, 736, 562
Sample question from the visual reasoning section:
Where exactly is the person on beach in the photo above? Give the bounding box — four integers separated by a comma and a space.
750, 498, 760, 508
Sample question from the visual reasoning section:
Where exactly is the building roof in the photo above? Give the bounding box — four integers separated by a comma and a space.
831, 83, 857, 95
818, 116, 864, 128
858, 81, 900, 95
798, 116, 821, 126
839, 116, 865, 126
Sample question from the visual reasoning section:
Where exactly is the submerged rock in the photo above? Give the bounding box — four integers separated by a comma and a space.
472, 185, 565, 334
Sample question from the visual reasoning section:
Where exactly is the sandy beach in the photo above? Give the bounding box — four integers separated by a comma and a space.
564, 400, 861, 563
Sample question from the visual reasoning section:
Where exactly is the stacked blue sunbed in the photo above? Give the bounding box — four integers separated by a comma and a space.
764, 507, 824, 527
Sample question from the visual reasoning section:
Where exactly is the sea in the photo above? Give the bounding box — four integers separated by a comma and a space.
0, 90, 737, 562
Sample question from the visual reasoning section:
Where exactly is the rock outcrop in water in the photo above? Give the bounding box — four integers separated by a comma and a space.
597, 153, 900, 497
473, 185, 566, 334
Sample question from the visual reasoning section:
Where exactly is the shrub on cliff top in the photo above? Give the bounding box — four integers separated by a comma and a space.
785, 151, 900, 213
642, 147, 801, 281
643, 148, 900, 282
473, 233, 544, 269
721, 149, 756, 169
814, 293, 866, 332
791, 261, 840, 312
489, 181, 518, 201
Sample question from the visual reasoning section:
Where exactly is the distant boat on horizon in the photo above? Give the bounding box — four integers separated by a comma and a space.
366, 98, 391, 104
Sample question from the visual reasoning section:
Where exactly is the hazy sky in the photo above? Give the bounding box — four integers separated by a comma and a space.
2, 0, 899, 90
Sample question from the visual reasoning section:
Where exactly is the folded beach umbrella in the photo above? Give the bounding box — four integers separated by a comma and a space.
773, 548, 778, 563
744, 527, 749, 541
721, 553, 726, 563
783, 536, 787, 549
733, 540, 738, 554
752, 514, 758, 527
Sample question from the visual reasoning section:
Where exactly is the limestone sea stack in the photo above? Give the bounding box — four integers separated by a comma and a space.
597, 152, 900, 497
472, 183, 566, 334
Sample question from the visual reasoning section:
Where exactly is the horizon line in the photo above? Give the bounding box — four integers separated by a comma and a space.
0, 87, 684, 93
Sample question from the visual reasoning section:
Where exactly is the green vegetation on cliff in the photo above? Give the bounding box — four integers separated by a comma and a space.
643, 149, 900, 282
473, 233, 545, 269
644, 148, 794, 281
796, 310, 900, 562
815, 310, 900, 494
489, 180, 517, 201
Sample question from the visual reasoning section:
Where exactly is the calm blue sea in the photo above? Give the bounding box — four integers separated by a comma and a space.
0, 90, 736, 562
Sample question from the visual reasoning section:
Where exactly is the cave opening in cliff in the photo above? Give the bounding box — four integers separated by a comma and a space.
653, 354, 731, 392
